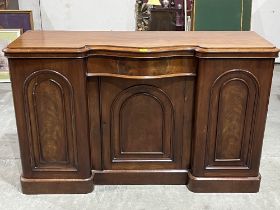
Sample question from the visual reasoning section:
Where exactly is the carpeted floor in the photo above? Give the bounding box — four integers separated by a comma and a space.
0, 65, 279, 210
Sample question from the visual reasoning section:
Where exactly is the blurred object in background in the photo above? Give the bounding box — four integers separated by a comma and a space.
0, 29, 21, 82
149, 7, 177, 31
147, 0, 161, 5
136, 0, 152, 31
136, 0, 192, 31
0, 0, 19, 10
0, 10, 33, 33
0, 0, 7, 9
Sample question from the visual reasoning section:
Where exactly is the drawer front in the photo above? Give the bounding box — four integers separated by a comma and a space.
87, 56, 196, 77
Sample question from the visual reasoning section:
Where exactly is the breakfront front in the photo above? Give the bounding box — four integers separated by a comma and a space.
4, 31, 278, 194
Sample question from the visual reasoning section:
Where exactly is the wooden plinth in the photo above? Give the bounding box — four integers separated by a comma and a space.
21, 175, 94, 194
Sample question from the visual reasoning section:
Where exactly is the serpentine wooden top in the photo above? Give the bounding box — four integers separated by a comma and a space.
4, 31, 279, 57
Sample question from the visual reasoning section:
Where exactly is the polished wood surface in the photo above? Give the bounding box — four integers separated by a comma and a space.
87, 56, 196, 78
4, 31, 279, 194
5, 31, 278, 54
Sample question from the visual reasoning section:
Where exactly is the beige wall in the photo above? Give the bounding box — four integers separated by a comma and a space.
19, 0, 136, 31
251, 0, 280, 62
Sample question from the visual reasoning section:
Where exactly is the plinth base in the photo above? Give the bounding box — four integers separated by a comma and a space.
21, 174, 94, 194
187, 173, 261, 193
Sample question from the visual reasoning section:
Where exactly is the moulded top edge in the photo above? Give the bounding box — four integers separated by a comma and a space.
4, 31, 279, 58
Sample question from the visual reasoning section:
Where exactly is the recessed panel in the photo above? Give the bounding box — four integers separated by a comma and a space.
120, 94, 163, 154
215, 80, 248, 160
24, 70, 78, 171
34, 79, 68, 162
111, 85, 174, 161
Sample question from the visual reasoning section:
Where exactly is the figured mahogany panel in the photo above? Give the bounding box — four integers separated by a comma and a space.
215, 80, 248, 160
120, 94, 163, 153
206, 70, 259, 169
87, 56, 196, 77
24, 70, 78, 171
34, 79, 67, 162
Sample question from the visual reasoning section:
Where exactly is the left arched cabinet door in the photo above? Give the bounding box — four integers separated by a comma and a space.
24, 70, 78, 171
9, 59, 93, 194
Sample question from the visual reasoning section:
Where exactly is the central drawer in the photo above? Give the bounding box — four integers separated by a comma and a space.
87, 56, 196, 77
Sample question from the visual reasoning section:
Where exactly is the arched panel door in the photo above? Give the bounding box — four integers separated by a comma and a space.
99, 77, 192, 170
10, 58, 93, 193
24, 70, 78, 171
205, 70, 260, 170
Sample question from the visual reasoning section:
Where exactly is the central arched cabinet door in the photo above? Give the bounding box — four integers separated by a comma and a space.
100, 77, 193, 170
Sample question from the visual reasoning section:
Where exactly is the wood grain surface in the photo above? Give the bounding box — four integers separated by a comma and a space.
4, 31, 279, 54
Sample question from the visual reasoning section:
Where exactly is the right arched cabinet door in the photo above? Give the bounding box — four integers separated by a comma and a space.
205, 69, 259, 170
191, 58, 275, 178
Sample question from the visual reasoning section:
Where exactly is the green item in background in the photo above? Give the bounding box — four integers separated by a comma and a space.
0, 72, 9, 82
192, 0, 252, 31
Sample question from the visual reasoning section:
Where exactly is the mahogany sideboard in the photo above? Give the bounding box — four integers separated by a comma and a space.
4, 31, 279, 194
